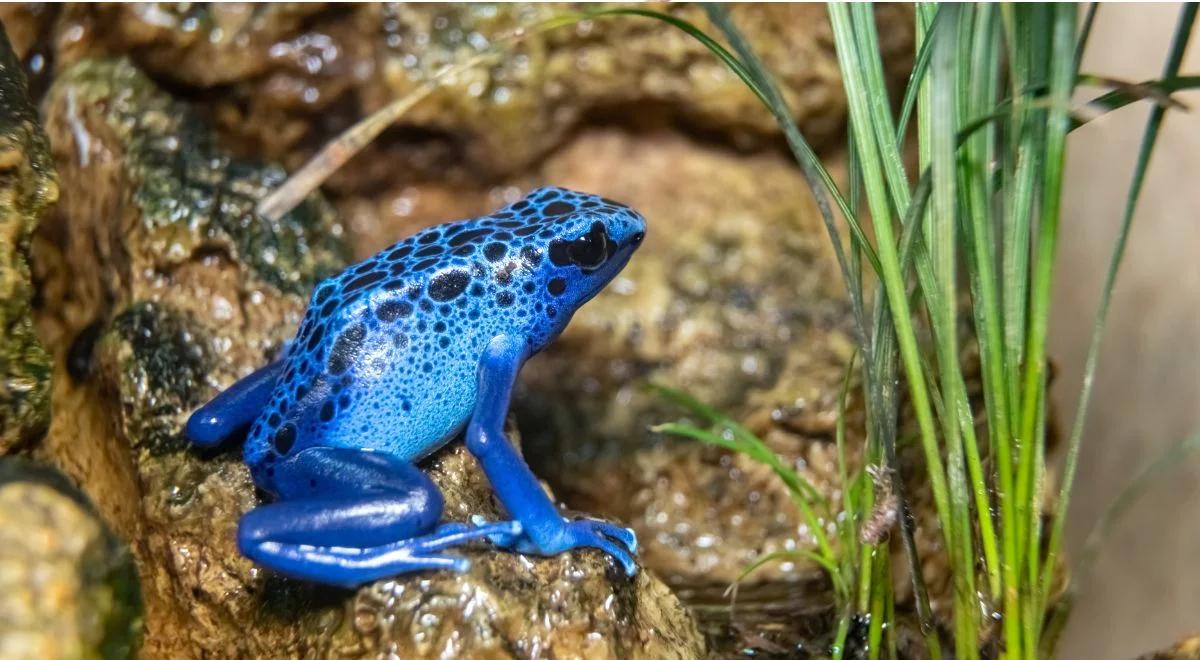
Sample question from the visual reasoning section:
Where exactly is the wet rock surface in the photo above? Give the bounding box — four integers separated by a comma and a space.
33, 57, 702, 658
42, 3, 913, 190
0, 457, 141, 660
0, 27, 55, 453
329, 428, 704, 659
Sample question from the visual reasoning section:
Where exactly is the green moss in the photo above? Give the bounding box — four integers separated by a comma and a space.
104, 302, 212, 455
50, 58, 348, 296
0, 28, 55, 452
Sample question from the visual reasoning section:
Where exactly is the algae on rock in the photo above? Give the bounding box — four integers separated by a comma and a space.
0, 27, 55, 453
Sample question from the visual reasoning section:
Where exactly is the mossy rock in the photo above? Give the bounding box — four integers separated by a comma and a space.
0, 26, 55, 453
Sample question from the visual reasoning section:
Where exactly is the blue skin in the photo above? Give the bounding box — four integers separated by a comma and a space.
185, 187, 646, 588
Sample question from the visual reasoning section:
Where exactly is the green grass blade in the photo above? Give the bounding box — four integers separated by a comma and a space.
956, 3, 1006, 603
1073, 3, 1101, 77
897, 6, 945, 143
1072, 75, 1200, 130
826, 4, 955, 547
1015, 0, 1076, 582
589, 8, 770, 108
728, 550, 849, 602
649, 420, 825, 506
924, 7, 981, 654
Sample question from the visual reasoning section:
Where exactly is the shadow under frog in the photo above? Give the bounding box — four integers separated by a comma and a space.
185, 187, 646, 588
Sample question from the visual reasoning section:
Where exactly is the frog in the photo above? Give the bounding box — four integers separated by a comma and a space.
185, 186, 645, 588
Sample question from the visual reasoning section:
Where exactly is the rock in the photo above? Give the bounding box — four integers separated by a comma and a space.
35, 58, 702, 658
329, 423, 704, 659
0, 457, 141, 659
1139, 635, 1200, 660
47, 3, 913, 189
0, 26, 55, 452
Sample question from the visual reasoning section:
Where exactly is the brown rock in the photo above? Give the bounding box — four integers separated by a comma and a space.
0, 457, 141, 659
46, 4, 913, 190
1140, 635, 1200, 660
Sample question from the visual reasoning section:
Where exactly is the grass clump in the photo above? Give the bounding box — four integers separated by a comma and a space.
644, 3, 1200, 658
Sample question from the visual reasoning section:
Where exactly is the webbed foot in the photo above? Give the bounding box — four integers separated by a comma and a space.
480, 515, 639, 576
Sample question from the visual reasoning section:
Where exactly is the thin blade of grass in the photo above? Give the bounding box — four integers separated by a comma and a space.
924, 7, 981, 654
896, 6, 945, 143
826, 2, 954, 543
726, 550, 849, 602
835, 351, 860, 563
956, 2, 1006, 603
1073, 4, 1100, 75
1015, 5, 1077, 656
650, 420, 836, 564
1072, 75, 1200, 129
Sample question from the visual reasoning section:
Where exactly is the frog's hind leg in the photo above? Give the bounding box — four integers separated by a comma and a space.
186, 360, 283, 447
237, 447, 521, 588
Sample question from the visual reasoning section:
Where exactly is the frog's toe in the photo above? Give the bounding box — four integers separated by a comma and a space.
469, 515, 524, 548
566, 523, 643, 573
574, 518, 638, 554
561, 519, 639, 576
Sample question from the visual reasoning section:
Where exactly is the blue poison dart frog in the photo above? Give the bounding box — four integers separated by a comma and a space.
185, 187, 645, 588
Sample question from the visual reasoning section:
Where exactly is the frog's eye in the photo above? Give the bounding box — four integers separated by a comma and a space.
568, 222, 611, 269
549, 221, 615, 272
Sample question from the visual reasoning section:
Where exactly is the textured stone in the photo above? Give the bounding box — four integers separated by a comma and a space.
0, 457, 141, 660
45, 3, 913, 190
0, 27, 55, 453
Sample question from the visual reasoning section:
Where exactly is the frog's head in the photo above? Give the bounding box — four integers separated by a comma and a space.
502, 186, 645, 341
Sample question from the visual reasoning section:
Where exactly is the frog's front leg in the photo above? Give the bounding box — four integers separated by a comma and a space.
236, 447, 521, 588
466, 335, 639, 576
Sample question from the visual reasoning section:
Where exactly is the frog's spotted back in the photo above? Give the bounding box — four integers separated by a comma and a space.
242, 187, 646, 480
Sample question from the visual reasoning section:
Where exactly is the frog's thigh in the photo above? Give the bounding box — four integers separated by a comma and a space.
240, 447, 444, 549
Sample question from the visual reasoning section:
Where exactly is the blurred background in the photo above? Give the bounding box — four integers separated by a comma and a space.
1056, 4, 1200, 658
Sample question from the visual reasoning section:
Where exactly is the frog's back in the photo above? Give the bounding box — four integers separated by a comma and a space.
242, 189, 617, 484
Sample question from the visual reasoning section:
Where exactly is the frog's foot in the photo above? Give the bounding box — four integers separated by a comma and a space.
480, 515, 639, 576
